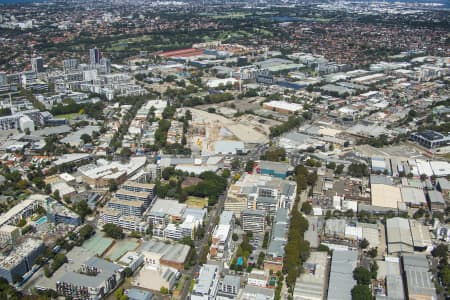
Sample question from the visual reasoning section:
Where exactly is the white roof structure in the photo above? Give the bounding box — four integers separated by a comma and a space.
415, 160, 434, 177
263, 100, 303, 113
430, 160, 450, 177
371, 184, 402, 209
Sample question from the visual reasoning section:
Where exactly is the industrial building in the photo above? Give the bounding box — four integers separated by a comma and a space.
386, 217, 432, 254
140, 240, 191, 271
293, 252, 328, 300
402, 254, 437, 300
386, 217, 414, 254
262, 100, 303, 115
257, 160, 293, 179
327, 250, 357, 300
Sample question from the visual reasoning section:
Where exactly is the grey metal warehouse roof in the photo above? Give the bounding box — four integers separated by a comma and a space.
428, 190, 445, 204
403, 254, 437, 299
386, 217, 413, 254
327, 250, 358, 300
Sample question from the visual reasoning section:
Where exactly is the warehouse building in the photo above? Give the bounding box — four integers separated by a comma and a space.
327, 250, 357, 300
262, 100, 303, 115
402, 254, 437, 300
371, 183, 403, 210
427, 190, 446, 211
140, 240, 190, 271
386, 217, 414, 254
293, 252, 328, 300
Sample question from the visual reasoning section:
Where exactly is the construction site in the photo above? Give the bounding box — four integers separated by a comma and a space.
180, 108, 273, 156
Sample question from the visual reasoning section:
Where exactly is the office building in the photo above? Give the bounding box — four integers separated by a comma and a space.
90, 47, 101, 65
241, 209, 266, 233
209, 211, 234, 260
100, 58, 111, 73
31, 57, 44, 73
107, 198, 145, 217
410, 130, 450, 150
63, 59, 79, 72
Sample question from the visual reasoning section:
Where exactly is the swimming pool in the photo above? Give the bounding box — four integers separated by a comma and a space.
35, 216, 48, 225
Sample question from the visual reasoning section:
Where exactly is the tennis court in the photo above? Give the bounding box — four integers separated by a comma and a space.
105, 239, 139, 261
82, 234, 114, 256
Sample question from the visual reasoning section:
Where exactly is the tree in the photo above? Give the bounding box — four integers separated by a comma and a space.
17, 218, 26, 227
327, 162, 336, 170
162, 167, 175, 180
348, 163, 368, 177
231, 158, 240, 170
222, 169, 231, 178
79, 224, 94, 241
301, 202, 313, 215
124, 267, 133, 277
262, 232, 270, 249
109, 179, 118, 192
317, 244, 331, 253
232, 233, 239, 242
53, 190, 61, 201
72, 200, 92, 220
367, 247, 378, 258
353, 266, 372, 285
431, 243, 448, 259
120, 147, 132, 157
160, 287, 169, 294
103, 223, 124, 239
80, 133, 92, 144
245, 160, 254, 173
257, 251, 265, 267
359, 238, 369, 249
351, 284, 372, 300
413, 208, 426, 219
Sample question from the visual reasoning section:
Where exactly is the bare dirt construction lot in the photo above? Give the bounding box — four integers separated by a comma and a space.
182, 108, 271, 155
354, 143, 428, 160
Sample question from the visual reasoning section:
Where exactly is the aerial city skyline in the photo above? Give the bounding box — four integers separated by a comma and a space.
0, 0, 448, 300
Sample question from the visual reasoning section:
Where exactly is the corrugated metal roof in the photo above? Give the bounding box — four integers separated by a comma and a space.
327, 250, 357, 300
403, 254, 436, 299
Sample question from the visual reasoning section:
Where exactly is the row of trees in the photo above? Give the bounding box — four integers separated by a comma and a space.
283, 202, 310, 289
50, 101, 104, 119
269, 116, 303, 138
295, 165, 318, 191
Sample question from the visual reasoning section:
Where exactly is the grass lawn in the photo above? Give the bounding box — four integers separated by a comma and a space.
53, 113, 79, 120
186, 196, 208, 208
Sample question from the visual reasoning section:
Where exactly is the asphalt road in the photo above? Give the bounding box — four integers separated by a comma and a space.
179, 192, 227, 300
